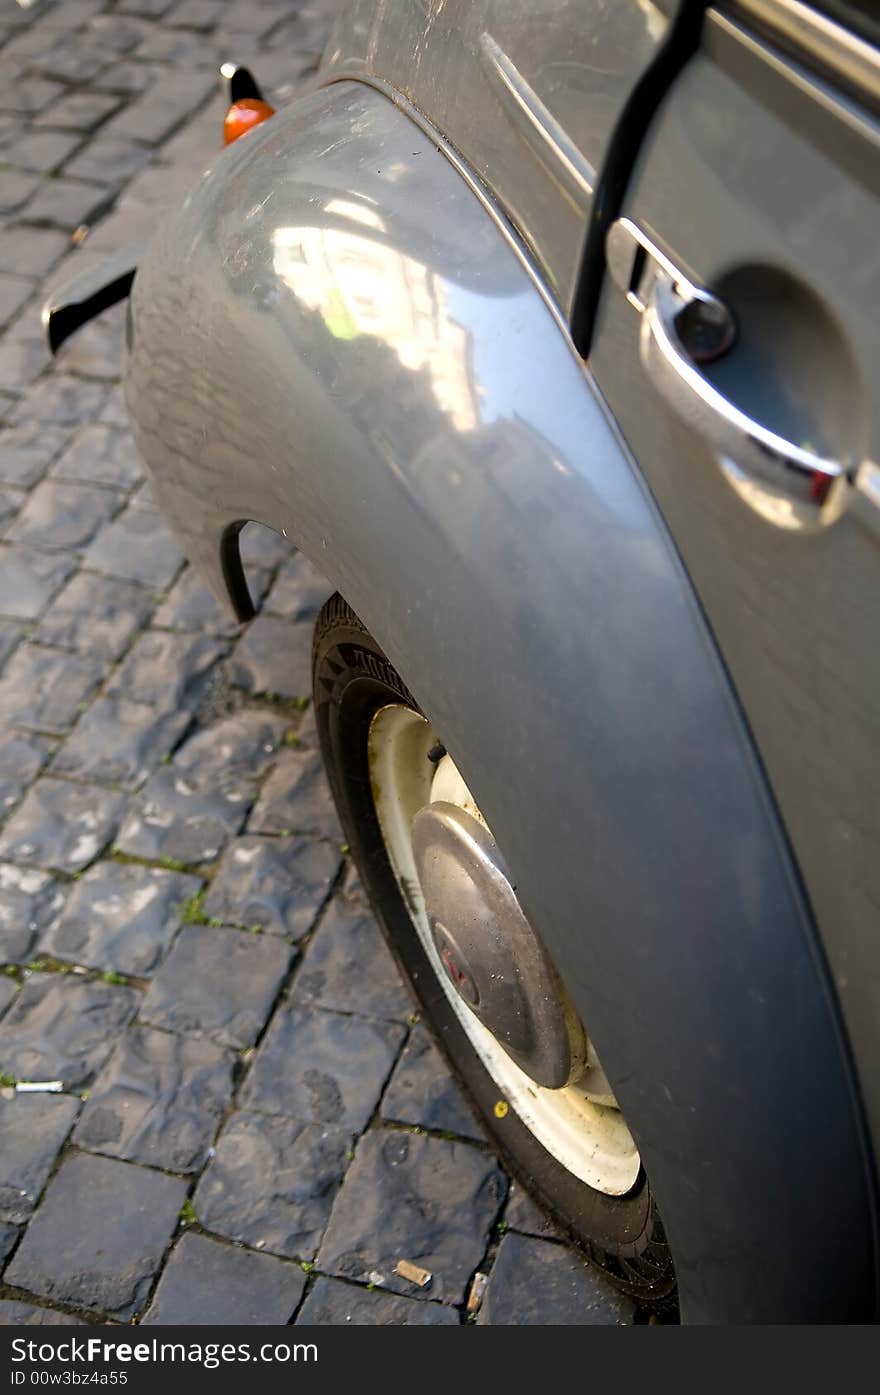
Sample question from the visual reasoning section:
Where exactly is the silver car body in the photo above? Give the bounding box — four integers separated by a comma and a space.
123, 0, 880, 1321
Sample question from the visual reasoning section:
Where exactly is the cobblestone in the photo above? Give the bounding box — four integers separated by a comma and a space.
0, 864, 65, 965
9, 375, 109, 428
103, 68, 216, 144
0, 735, 52, 816
0, 545, 75, 618
0, 1094, 80, 1225
0, 79, 66, 118
84, 502, 183, 587
380, 1024, 483, 1141
33, 91, 122, 132
0, 172, 42, 217
142, 1230, 306, 1326
0, 777, 125, 871
2, 130, 82, 175
477, 1232, 636, 1326
106, 630, 226, 709
297, 1276, 459, 1325
114, 709, 291, 862
0, 488, 27, 533
54, 308, 128, 381
0, 1301, 79, 1326
115, 765, 253, 864
317, 1131, 506, 1305
241, 1003, 405, 1131
41, 861, 200, 976
0, 645, 105, 735
225, 614, 313, 699
0, 1229, 18, 1267
194, 1110, 353, 1261
264, 551, 332, 620
0, 982, 17, 1019
63, 135, 152, 186
6, 1153, 186, 1319
0, 622, 22, 668
23, 176, 111, 231
140, 923, 293, 1047
172, 709, 289, 786
6, 478, 123, 549
248, 745, 343, 842
33, 570, 154, 660
203, 835, 340, 938
504, 1181, 565, 1240
74, 1023, 235, 1171
293, 898, 412, 1023
51, 423, 146, 488
0, 228, 70, 281
0, 330, 52, 399
50, 695, 190, 787
0, 973, 139, 1088
154, 563, 267, 637
0, 425, 70, 488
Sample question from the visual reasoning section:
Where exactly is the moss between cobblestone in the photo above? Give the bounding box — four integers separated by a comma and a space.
179, 888, 221, 928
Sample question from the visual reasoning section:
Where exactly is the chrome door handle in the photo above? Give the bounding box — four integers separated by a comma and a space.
606, 218, 852, 533
641, 272, 847, 531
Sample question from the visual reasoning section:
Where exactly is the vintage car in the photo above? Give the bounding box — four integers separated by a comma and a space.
46, 0, 880, 1324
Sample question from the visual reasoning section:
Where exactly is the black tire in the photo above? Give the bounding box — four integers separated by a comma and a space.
313, 594, 676, 1309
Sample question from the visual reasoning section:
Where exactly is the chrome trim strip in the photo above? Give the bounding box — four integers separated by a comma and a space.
477, 32, 595, 209
725, 0, 880, 106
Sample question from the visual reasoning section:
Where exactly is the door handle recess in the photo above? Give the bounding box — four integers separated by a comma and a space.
606, 218, 851, 533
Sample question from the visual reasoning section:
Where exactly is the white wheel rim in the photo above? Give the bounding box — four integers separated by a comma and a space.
368, 703, 641, 1196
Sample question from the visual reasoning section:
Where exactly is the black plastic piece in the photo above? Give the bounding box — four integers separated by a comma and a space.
44, 249, 140, 356
224, 65, 265, 105
569, 0, 708, 358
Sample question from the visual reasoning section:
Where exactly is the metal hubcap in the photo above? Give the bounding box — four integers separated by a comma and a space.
368, 703, 641, 1196
434, 920, 480, 1007
413, 802, 581, 1088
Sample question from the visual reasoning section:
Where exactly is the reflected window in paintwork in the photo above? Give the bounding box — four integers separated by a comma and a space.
272, 222, 479, 432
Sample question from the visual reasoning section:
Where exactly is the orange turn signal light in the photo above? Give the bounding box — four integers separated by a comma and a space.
223, 98, 275, 146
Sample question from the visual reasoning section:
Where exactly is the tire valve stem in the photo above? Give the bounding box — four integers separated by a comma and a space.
427, 741, 447, 764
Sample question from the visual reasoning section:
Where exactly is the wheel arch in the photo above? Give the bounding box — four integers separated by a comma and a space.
124, 80, 877, 1321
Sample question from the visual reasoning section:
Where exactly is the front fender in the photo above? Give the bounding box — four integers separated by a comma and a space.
125, 81, 876, 1321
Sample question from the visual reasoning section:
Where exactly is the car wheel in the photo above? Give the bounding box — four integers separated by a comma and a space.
313, 595, 676, 1309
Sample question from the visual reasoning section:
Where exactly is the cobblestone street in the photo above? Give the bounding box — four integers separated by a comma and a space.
0, 0, 641, 1326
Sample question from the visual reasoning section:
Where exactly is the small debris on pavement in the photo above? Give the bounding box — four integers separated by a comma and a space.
394, 1258, 432, 1288
467, 1271, 489, 1313
2, 1081, 64, 1097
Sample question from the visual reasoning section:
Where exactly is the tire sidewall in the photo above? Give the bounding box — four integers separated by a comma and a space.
313, 603, 675, 1303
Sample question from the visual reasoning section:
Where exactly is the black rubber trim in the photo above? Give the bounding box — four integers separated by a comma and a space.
570, 0, 709, 358
220, 521, 256, 623
46, 269, 136, 356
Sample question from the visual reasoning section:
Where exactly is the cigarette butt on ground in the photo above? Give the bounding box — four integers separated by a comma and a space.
467, 1272, 489, 1313
394, 1258, 432, 1288
0, 1081, 64, 1099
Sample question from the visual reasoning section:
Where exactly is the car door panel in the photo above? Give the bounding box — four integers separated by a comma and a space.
322, 0, 695, 315
591, 6, 880, 1164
